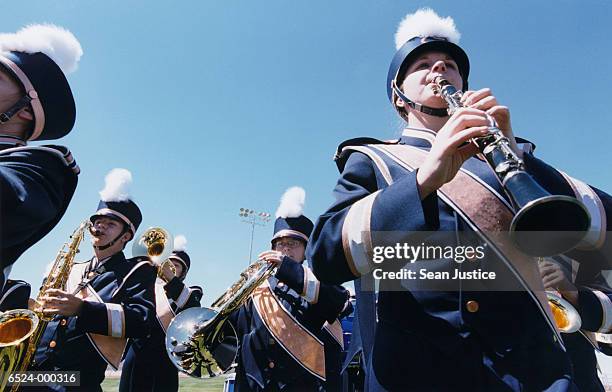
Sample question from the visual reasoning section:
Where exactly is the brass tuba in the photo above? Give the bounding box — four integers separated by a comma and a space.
132, 227, 175, 281
0, 220, 91, 391
165, 259, 276, 378
431, 76, 590, 257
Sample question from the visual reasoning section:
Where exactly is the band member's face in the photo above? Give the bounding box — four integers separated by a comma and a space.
170, 259, 184, 278
0, 68, 23, 113
91, 216, 129, 248
273, 238, 306, 263
396, 51, 463, 110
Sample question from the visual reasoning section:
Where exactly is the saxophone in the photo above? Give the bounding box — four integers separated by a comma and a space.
430, 76, 590, 257
0, 220, 91, 391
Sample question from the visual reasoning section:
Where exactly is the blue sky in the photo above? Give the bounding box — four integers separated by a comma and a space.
6, 0, 612, 374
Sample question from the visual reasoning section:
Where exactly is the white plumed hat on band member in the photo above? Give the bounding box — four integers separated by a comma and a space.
90, 168, 143, 238
386, 8, 470, 116
0, 24, 83, 141
272, 187, 314, 245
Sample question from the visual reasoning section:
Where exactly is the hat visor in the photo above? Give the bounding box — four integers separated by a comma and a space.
397, 40, 470, 89
90, 211, 135, 234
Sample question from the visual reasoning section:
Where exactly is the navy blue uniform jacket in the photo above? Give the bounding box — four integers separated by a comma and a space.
230, 257, 349, 391
307, 128, 612, 391
32, 251, 157, 391
0, 143, 78, 280
0, 279, 31, 311
119, 277, 202, 392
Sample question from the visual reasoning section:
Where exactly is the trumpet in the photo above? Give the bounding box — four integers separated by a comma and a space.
165, 259, 276, 378
132, 227, 175, 281
431, 76, 590, 257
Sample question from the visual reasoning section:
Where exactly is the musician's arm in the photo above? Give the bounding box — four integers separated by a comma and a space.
523, 152, 612, 264
573, 277, 612, 334
0, 151, 70, 248
0, 281, 31, 311
307, 151, 440, 285
164, 277, 202, 310
276, 258, 350, 322
77, 265, 156, 338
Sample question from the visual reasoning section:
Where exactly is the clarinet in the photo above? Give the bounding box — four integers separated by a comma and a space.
431, 76, 590, 257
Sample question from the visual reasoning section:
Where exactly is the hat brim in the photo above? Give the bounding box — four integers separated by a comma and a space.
397, 40, 469, 90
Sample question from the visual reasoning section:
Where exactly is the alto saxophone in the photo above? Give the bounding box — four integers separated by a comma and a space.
431, 76, 590, 257
0, 220, 91, 391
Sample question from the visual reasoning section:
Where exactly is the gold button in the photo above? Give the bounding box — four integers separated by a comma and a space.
49, 341, 57, 348
88, 272, 95, 278
466, 300, 479, 313
60, 319, 67, 326
268, 361, 275, 369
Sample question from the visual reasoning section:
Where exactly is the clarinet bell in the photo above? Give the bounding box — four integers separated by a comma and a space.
506, 171, 591, 256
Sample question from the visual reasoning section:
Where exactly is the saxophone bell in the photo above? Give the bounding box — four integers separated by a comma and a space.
0, 220, 91, 391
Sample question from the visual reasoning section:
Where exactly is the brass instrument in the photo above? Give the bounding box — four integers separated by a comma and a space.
165, 259, 276, 378
536, 257, 581, 333
132, 227, 175, 281
547, 291, 581, 333
0, 220, 90, 391
431, 77, 590, 257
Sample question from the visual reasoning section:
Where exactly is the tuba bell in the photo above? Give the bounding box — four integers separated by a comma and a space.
165, 259, 276, 378
132, 227, 175, 281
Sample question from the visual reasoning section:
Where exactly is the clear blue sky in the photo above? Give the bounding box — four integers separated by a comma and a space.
6, 0, 612, 374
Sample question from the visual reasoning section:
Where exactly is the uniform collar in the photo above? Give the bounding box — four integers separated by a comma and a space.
0, 136, 26, 150
92, 251, 125, 270
400, 127, 436, 148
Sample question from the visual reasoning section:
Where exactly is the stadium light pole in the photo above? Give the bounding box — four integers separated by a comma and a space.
238, 208, 271, 263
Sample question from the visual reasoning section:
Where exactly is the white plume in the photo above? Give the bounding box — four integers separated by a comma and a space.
0, 24, 83, 74
394, 8, 461, 50
174, 235, 188, 252
99, 168, 133, 202
275, 186, 305, 218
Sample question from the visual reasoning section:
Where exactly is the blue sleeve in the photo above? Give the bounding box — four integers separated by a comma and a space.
0, 281, 31, 311
77, 264, 157, 338
275, 257, 350, 322
0, 149, 77, 267
307, 151, 439, 285
523, 153, 612, 267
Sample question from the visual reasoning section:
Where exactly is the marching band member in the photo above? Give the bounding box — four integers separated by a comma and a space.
306, 8, 612, 391
0, 279, 31, 311
119, 235, 202, 392
0, 25, 82, 291
539, 256, 612, 392
230, 187, 350, 391
31, 169, 157, 392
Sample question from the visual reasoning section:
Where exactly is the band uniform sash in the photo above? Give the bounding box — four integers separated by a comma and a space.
364, 144, 562, 341
251, 280, 326, 380
66, 263, 127, 370
323, 320, 344, 349
155, 280, 175, 333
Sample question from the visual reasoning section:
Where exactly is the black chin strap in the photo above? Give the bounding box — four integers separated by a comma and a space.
0, 94, 33, 124
93, 227, 128, 251
392, 80, 449, 118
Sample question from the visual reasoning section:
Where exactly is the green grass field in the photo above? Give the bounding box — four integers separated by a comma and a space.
101, 376, 226, 391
